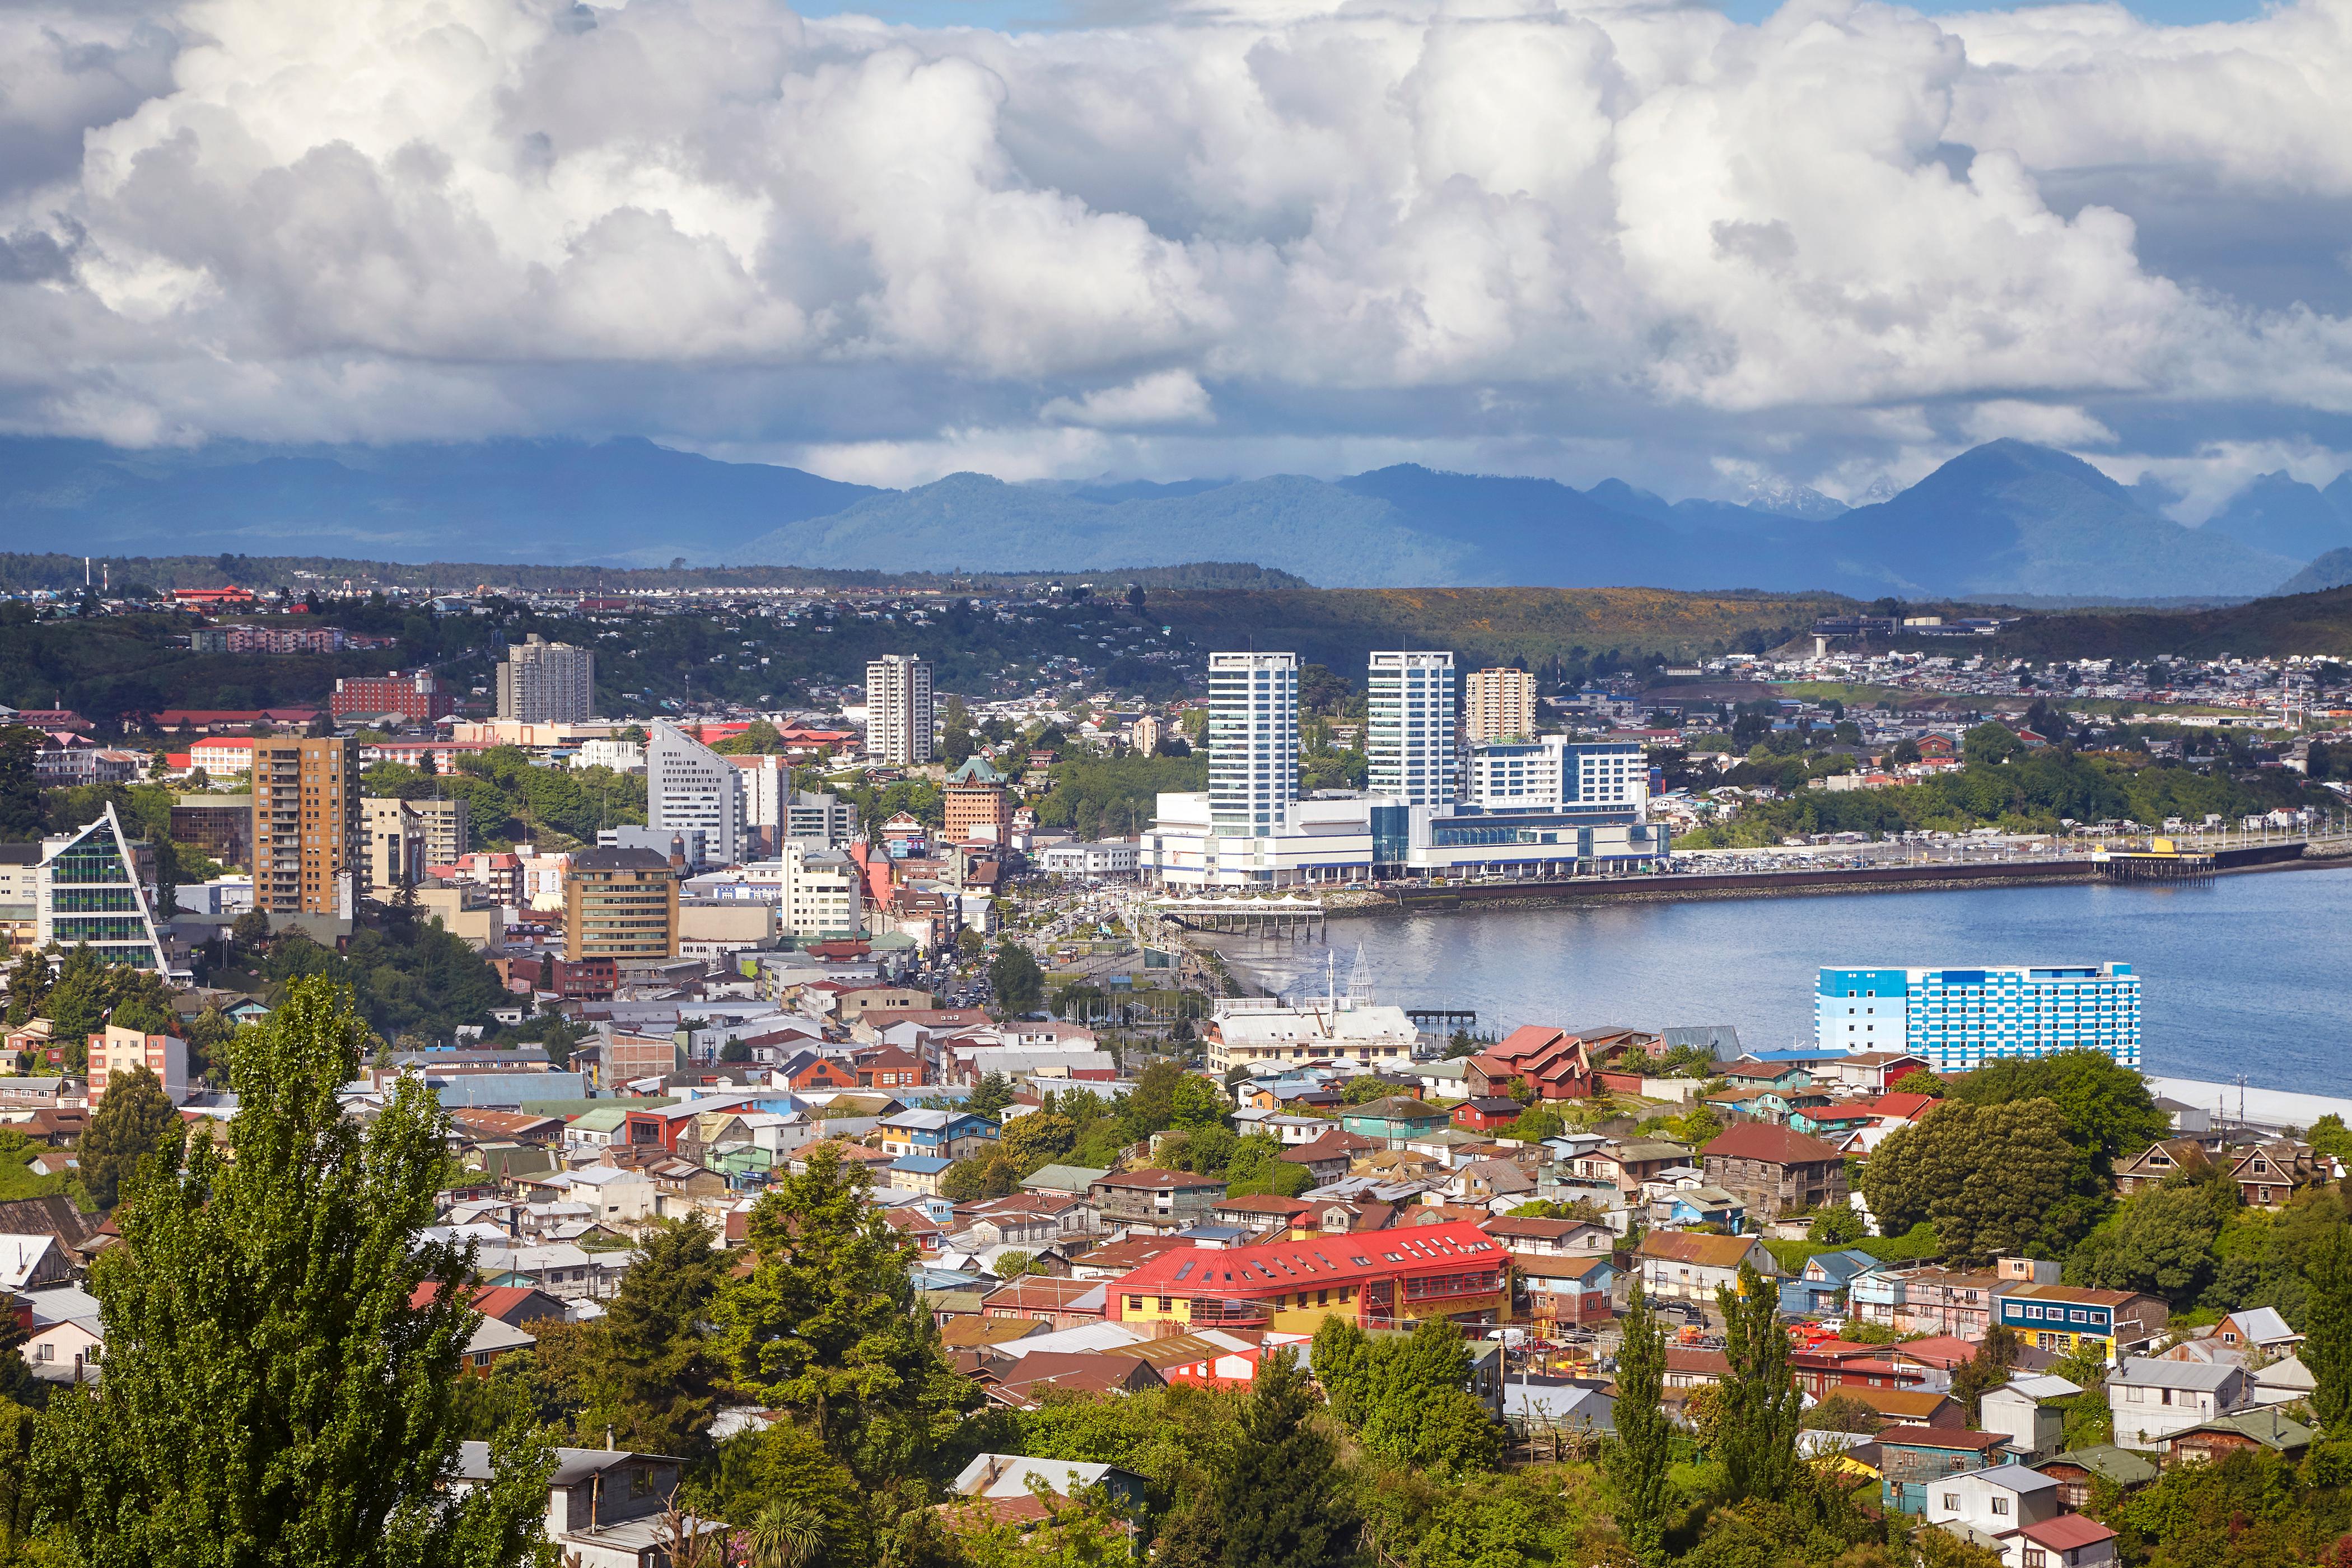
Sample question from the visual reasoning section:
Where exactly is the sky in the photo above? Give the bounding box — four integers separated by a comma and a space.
2, 0, 2350, 515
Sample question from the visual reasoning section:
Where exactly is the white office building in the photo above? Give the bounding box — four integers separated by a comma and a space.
786, 791, 859, 846
1814, 963, 2143, 1069
648, 721, 745, 867
865, 656, 935, 766
1142, 790, 1668, 890
1464, 737, 1648, 813
1207, 651, 1298, 837
496, 634, 596, 723
1366, 650, 1457, 807
35, 805, 173, 973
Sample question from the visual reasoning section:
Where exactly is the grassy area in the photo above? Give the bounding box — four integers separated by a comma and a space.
0, 1146, 90, 1208
1760, 1222, 1941, 1276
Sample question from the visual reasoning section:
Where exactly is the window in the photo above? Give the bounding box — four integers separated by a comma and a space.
1990, 1496, 2010, 1517
1941, 1494, 1958, 1511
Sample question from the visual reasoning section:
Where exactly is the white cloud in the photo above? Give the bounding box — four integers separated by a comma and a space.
1960, 400, 2118, 446
3, 0, 2352, 494
1040, 368, 1215, 426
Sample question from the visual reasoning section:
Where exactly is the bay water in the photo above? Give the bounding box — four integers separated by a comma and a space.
1212, 865, 2352, 1096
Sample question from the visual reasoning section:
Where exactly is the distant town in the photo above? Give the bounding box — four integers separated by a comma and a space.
3, 577, 2350, 1568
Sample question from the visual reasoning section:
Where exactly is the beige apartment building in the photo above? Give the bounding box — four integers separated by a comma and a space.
1463, 667, 1537, 744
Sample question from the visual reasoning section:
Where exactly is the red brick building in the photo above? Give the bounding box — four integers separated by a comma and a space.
330, 669, 454, 722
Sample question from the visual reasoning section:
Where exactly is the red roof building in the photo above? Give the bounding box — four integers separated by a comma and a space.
1106, 1220, 1508, 1333
1465, 1025, 1595, 1102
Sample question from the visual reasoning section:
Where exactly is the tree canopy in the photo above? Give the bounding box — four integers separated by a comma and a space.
31, 976, 553, 1565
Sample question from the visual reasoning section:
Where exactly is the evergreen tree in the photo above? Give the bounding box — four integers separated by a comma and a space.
599, 1216, 730, 1458
2305, 1227, 2352, 1430
1714, 1262, 1802, 1504
0, 726, 42, 840
1167, 1347, 1352, 1568
988, 942, 1045, 1016
76, 1063, 183, 1211
1607, 1282, 1675, 1566
1308, 1317, 1370, 1426
715, 1142, 977, 1482
31, 976, 553, 1565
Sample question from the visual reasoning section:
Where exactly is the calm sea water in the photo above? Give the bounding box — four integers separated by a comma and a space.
1212, 866, 2352, 1096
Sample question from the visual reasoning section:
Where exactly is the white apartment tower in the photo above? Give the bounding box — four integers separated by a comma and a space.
496, 634, 596, 723
1366, 650, 1458, 806
1463, 666, 1537, 744
1207, 652, 1299, 837
865, 656, 935, 766
648, 721, 745, 867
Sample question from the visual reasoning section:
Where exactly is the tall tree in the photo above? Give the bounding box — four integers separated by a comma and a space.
1863, 1097, 2084, 1261
0, 726, 42, 840
1607, 1283, 1675, 1566
1714, 1263, 1802, 1505
2305, 1227, 2352, 1430
714, 1143, 977, 1482
599, 1216, 730, 1458
31, 976, 554, 1565
76, 1063, 184, 1211
1161, 1348, 1352, 1568
988, 942, 1044, 1016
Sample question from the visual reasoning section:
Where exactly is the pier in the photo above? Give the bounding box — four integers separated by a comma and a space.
1146, 894, 1327, 939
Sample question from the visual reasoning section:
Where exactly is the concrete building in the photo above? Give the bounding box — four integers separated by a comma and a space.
648, 721, 744, 868
35, 805, 172, 972
865, 655, 935, 766
564, 847, 679, 965
361, 797, 428, 898
786, 791, 858, 846
495, 634, 596, 723
1366, 650, 1457, 807
1815, 964, 2141, 1070
251, 737, 361, 918
86, 1021, 189, 1104
403, 796, 470, 865
944, 756, 1015, 846
1142, 788, 1668, 890
1463, 667, 1537, 744
1035, 841, 1138, 878
329, 670, 453, 724
729, 753, 789, 855
1463, 737, 1648, 813
775, 839, 863, 939
1207, 651, 1298, 837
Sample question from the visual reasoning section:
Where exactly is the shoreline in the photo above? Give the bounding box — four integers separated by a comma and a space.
1311, 844, 2349, 920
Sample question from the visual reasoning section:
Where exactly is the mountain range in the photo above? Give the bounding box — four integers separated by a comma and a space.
5, 433, 2351, 600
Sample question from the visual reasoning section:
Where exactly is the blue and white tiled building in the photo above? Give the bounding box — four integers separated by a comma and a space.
1814, 964, 2141, 1071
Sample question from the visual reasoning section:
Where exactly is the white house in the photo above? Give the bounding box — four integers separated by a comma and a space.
2250, 1354, 2317, 1408
551, 1165, 659, 1227
1978, 1374, 2082, 1462
0, 1234, 69, 1292
1924, 1466, 2118, 1568
22, 1316, 103, 1384
2108, 1357, 2249, 1452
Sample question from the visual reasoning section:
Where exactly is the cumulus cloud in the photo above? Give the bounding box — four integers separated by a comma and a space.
1040, 368, 1215, 426
2, 0, 2352, 496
